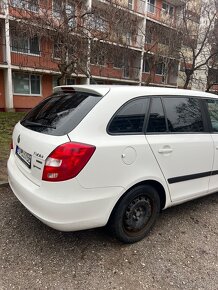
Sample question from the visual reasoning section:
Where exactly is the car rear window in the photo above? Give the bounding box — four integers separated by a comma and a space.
21, 91, 102, 136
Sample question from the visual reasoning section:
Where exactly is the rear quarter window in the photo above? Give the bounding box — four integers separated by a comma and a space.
21, 91, 102, 136
108, 97, 149, 134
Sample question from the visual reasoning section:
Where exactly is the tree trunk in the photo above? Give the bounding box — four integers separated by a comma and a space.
183, 71, 193, 89
57, 74, 67, 86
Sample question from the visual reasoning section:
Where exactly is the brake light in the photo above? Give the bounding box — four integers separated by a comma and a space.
42, 142, 96, 182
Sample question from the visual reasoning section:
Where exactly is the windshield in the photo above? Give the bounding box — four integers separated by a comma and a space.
21, 91, 102, 136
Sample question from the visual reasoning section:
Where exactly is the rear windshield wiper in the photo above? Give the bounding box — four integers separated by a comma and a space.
22, 120, 56, 129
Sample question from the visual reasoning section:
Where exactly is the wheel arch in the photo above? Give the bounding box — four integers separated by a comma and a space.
108, 179, 166, 224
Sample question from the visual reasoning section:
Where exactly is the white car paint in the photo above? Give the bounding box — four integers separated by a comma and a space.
7, 85, 218, 233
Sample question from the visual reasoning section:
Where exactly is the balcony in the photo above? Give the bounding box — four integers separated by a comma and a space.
147, 3, 181, 28
94, 0, 146, 16
10, 48, 58, 71
165, 0, 185, 6
91, 64, 140, 81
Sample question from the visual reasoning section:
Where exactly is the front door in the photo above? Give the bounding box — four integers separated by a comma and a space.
205, 98, 218, 193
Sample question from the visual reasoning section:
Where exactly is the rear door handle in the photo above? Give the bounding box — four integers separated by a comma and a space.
158, 148, 173, 154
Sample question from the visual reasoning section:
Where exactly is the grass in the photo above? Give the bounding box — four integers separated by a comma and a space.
0, 112, 26, 181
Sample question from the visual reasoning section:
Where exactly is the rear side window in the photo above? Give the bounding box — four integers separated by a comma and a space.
147, 97, 167, 133
206, 99, 218, 132
21, 91, 102, 136
108, 97, 149, 134
164, 97, 204, 132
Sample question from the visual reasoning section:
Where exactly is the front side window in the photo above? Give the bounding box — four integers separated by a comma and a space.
206, 99, 218, 132
108, 98, 149, 134
164, 97, 204, 132
13, 73, 41, 95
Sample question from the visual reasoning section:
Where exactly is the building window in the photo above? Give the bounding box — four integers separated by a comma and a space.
113, 56, 124, 68
128, 0, 134, 10
13, 73, 41, 95
126, 32, 131, 45
90, 53, 105, 66
156, 62, 165, 75
53, 0, 76, 27
89, 15, 107, 32
53, 43, 62, 59
147, 0, 155, 13
145, 28, 152, 44
27, 0, 39, 12
65, 2, 76, 27
11, 36, 40, 55
53, 76, 75, 87
11, 0, 25, 9
142, 58, 150, 73
162, 2, 174, 16
53, 0, 62, 17
11, 0, 39, 11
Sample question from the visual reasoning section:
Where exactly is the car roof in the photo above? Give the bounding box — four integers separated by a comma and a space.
54, 85, 217, 99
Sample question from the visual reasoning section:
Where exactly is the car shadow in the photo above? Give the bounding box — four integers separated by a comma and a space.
5, 190, 218, 249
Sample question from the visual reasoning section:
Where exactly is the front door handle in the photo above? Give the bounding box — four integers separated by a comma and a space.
158, 148, 173, 154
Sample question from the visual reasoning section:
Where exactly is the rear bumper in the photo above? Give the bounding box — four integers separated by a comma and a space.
8, 152, 124, 231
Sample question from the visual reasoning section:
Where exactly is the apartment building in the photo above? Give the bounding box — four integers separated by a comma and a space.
0, 0, 200, 111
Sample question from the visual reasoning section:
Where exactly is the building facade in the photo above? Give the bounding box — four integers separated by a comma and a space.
0, 0, 209, 111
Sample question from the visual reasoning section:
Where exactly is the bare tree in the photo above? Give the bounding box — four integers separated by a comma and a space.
177, 0, 218, 89
8, 0, 137, 84
139, 9, 182, 86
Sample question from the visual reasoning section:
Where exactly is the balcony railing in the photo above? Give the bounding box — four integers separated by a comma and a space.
0, 44, 59, 71
123, 66, 140, 80
96, 0, 146, 16
91, 64, 140, 81
10, 49, 59, 71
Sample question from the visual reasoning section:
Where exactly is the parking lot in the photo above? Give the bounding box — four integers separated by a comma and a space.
0, 185, 218, 289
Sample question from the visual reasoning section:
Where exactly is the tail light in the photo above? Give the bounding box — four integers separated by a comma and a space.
42, 142, 96, 182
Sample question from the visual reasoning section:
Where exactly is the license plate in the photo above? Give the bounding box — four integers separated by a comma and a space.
16, 146, 32, 169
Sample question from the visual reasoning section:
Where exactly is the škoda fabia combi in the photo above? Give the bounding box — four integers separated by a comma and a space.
8, 86, 218, 243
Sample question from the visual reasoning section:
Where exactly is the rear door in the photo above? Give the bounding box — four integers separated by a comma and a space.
146, 96, 213, 203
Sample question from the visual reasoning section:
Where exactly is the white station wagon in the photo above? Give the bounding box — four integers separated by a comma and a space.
8, 85, 218, 243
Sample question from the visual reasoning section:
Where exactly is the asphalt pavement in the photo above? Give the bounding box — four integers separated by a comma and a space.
0, 186, 218, 290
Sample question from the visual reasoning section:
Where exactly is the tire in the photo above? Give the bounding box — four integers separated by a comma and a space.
109, 185, 160, 243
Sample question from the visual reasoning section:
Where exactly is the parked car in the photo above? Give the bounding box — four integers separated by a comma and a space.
8, 85, 218, 243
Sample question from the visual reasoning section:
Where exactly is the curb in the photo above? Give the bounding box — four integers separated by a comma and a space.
0, 182, 9, 188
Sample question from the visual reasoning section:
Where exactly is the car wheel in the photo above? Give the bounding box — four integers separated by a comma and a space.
109, 185, 160, 243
